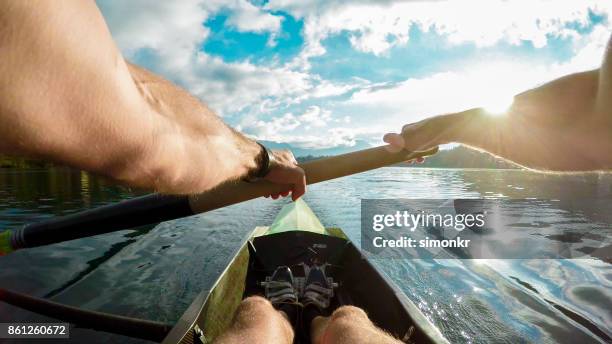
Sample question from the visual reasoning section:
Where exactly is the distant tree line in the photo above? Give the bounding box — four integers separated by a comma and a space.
296, 155, 329, 164
296, 146, 519, 169
398, 145, 520, 169
0, 156, 54, 168
2, 145, 519, 170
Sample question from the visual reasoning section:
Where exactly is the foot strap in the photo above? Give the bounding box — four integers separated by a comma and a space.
265, 281, 297, 304
303, 283, 333, 309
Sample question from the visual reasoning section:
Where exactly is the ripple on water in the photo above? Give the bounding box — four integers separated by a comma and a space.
0, 167, 610, 343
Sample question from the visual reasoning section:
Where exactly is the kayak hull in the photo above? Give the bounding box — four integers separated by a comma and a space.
162, 200, 446, 344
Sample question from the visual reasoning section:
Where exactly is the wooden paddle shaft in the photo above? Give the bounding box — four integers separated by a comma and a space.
188, 145, 438, 213
3, 145, 437, 252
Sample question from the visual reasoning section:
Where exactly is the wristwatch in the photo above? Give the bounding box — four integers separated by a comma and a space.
245, 142, 274, 182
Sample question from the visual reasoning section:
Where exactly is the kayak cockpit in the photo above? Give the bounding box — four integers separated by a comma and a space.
162, 200, 447, 344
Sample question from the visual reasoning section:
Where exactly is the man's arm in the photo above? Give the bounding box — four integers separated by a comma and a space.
0, 0, 304, 197
385, 35, 612, 171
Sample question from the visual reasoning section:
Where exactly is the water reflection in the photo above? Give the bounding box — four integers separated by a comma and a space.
305, 168, 611, 343
0, 167, 136, 226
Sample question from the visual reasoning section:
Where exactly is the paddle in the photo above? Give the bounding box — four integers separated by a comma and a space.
0, 288, 172, 342
0, 145, 438, 255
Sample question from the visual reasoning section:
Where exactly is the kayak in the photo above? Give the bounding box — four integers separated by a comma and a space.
0, 146, 442, 343
161, 199, 447, 344
0, 198, 447, 343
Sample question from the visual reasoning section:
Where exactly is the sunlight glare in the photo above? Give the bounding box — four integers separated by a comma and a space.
482, 93, 514, 116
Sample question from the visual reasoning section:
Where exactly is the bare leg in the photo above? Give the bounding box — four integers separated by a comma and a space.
215, 296, 294, 344
310, 306, 401, 344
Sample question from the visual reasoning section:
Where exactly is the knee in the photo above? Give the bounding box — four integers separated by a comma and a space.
238, 296, 274, 312
319, 306, 372, 343
232, 296, 274, 324
330, 305, 369, 323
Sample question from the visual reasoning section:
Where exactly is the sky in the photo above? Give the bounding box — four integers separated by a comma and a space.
97, 0, 611, 151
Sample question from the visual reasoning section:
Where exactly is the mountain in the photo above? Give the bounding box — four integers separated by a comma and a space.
291, 144, 520, 169
398, 145, 519, 169
260, 139, 372, 157
1, 143, 519, 170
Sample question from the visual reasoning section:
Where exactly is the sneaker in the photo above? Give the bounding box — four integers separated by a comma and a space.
301, 265, 333, 310
264, 266, 298, 306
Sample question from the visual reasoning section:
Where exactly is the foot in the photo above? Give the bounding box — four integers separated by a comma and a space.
264, 265, 301, 330
301, 265, 333, 310
264, 266, 298, 306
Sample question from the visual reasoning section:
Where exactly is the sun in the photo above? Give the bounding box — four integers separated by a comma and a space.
481, 93, 514, 116
463, 61, 521, 116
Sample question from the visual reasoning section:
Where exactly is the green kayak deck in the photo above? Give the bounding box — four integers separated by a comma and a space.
162, 199, 447, 344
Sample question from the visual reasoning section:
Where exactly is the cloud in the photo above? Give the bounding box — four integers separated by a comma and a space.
97, 0, 611, 151
240, 105, 331, 137
284, 125, 389, 149
183, 55, 313, 114
268, 0, 612, 65
97, 0, 209, 62
123, 45, 315, 116
348, 28, 610, 129
350, 69, 524, 125
242, 112, 301, 138
549, 25, 611, 75
298, 105, 331, 127
349, 29, 408, 56
225, 0, 283, 35
98, 0, 349, 116
245, 127, 375, 149
238, 103, 387, 149
295, 127, 358, 148
98, 0, 283, 57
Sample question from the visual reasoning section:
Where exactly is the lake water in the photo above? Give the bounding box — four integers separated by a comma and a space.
0, 167, 610, 343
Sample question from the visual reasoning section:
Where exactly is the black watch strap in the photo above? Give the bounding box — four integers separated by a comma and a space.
245, 142, 273, 182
